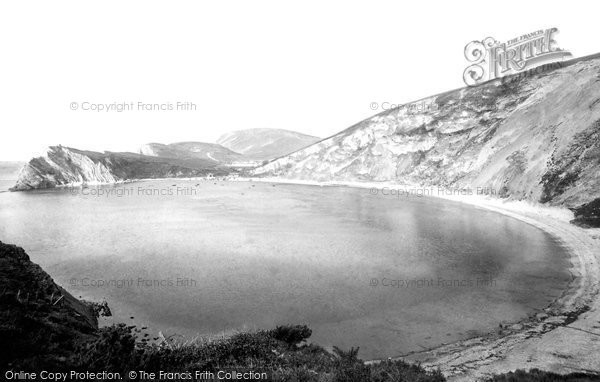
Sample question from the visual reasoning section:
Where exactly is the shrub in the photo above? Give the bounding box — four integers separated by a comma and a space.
332, 346, 360, 364
270, 325, 313, 347
370, 360, 446, 382
76, 324, 136, 372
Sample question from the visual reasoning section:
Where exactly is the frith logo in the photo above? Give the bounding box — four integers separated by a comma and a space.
463, 28, 572, 86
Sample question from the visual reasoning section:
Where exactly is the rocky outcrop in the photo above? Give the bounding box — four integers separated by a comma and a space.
571, 198, 600, 228
0, 241, 98, 368
217, 128, 320, 161
11, 146, 229, 191
252, 55, 600, 225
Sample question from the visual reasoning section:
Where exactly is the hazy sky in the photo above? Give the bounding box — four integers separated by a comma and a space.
1, 0, 598, 160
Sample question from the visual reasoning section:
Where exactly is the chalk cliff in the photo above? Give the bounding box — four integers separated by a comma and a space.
11, 146, 226, 191
253, 55, 600, 226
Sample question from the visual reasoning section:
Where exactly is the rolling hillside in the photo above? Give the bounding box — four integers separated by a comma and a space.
217, 128, 320, 161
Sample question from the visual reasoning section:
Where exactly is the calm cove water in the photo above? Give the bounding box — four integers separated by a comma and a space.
0, 180, 571, 359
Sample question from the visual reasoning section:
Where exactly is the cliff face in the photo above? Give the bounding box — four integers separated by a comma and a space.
0, 241, 98, 368
253, 56, 600, 224
11, 146, 228, 191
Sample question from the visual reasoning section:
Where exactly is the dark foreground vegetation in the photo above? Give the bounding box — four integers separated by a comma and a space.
2, 241, 599, 381
74, 323, 447, 381
487, 369, 600, 381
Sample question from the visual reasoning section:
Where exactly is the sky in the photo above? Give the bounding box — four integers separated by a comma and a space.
0, 0, 598, 160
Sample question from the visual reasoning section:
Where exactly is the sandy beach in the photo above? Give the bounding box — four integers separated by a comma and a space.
247, 177, 600, 381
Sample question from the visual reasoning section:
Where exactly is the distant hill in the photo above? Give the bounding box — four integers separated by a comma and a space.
217, 128, 320, 161
139, 142, 244, 165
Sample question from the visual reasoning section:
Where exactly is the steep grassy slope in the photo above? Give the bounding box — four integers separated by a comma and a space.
0, 242, 98, 369
253, 56, 600, 225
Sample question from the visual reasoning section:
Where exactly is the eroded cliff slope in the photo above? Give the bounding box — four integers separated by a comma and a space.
11, 146, 228, 191
253, 56, 600, 225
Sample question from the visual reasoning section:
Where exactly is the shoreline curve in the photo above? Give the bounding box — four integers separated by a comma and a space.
247, 177, 600, 380
5, 177, 599, 379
